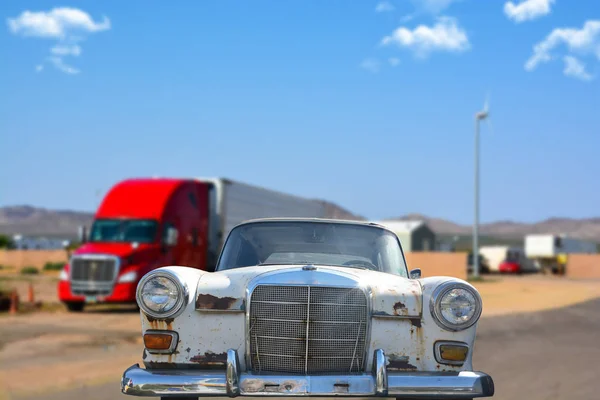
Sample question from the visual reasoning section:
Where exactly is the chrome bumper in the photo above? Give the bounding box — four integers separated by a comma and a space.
121, 349, 494, 398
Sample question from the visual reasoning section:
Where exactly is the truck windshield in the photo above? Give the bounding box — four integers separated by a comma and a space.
216, 221, 409, 277
89, 219, 158, 244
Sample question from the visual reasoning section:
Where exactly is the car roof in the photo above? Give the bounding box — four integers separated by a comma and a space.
233, 217, 394, 232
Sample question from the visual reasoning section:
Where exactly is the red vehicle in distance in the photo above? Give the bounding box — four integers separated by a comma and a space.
57, 177, 330, 311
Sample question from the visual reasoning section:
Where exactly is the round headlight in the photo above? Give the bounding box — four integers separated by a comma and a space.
430, 281, 482, 331
136, 271, 187, 319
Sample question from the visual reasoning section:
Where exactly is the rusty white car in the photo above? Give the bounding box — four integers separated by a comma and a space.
121, 219, 494, 399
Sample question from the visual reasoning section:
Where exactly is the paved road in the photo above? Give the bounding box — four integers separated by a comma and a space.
13, 297, 600, 400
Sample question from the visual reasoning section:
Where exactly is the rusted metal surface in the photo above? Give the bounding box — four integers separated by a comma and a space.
190, 351, 227, 368
241, 379, 306, 394
143, 314, 174, 331
387, 354, 417, 371
195, 293, 241, 311
392, 301, 407, 316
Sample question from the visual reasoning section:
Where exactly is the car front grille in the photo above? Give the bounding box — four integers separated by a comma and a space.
249, 285, 368, 374
70, 256, 118, 296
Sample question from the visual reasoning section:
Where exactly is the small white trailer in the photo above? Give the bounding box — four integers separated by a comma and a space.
479, 246, 536, 273
525, 234, 598, 275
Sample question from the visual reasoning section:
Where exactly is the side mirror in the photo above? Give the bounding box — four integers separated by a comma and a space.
77, 225, 88, 244
409, 268, 422, 279
164, 227, 178, 246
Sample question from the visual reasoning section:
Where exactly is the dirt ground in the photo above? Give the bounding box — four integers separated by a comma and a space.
1, 274, 599, 400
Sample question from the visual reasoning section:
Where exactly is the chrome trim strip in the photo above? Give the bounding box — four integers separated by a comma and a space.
136, 270, 189, 320
373, 349, 387, 396
226, 349, 240, 397
143, 330, 179, 354
120, 364, 495, 398
434, 340, 469, 366
304, 286, 310, 374
429, 280, 483, 332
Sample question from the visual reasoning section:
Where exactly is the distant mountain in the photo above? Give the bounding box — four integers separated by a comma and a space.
0, 205, 94, 239
3, 205, 598, 243
316, 200, 366, 221
388, 213, 600, 243
0, 202, 365, 238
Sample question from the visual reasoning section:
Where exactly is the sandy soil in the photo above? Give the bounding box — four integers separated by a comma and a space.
473, 274, 600, 316
1, 274, 599, 398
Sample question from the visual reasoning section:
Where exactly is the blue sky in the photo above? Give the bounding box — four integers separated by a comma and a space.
1, 0, 599, 224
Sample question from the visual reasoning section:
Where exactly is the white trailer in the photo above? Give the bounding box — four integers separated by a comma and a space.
196, 178, 330, 269
525, 234, 598, 275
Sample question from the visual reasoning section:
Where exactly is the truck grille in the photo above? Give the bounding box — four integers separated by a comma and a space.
249, 285, 368, 374
71, 257, 117, 281
70, 256, 118, 296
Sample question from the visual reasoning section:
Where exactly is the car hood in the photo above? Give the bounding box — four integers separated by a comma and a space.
194, 265, 423, 317
73, 242, 159, 259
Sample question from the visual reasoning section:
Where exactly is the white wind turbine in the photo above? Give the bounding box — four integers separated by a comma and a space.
472, 93, 494, 278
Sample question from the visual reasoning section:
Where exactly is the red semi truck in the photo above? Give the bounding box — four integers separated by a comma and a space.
58, 177, 330, 311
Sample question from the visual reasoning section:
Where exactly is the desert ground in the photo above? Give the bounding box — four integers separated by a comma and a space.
1, 274, 600, 400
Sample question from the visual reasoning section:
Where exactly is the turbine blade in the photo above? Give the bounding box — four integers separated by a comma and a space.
483, 92, 490, 113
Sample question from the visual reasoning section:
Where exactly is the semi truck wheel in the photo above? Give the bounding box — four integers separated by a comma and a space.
65, 302, 85, 312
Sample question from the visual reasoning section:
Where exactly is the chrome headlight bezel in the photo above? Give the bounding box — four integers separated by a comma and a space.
136, 270, 189, 320
429, 280, 482, 331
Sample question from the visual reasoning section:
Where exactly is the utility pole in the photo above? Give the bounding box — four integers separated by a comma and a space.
473, 104, 489, 278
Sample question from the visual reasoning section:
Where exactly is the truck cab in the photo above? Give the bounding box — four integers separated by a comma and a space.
58, 178, 211, 311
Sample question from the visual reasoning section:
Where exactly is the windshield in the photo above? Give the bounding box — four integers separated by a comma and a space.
216, 221, 409, 277
89, 219, 158, 244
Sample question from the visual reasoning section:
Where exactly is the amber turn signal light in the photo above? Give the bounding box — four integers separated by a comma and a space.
435, 341, 469, 365
143, 331, 178, 353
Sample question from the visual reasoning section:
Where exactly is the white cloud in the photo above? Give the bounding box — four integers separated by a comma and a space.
35, 65, 43, 72
563, 56, 593, 81
48, 56, 80, 75
389, 57, 401, 66
360, 58, 381, 73
7, 7, 109, 74
375, 2, 395, 13
504, 0, 554, 23
51, 44, 82, 56
381, 17, 470, 57
7, 7, 110, 38
525, 20, 600, 80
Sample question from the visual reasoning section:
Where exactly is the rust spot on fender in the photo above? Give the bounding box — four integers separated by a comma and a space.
190, 351, 227, 368
145, 361, 178, 369
196, 293, 238, 310
144, 315, 174, 330
409, 317, 422, 328
387, 354, 417, 371
393, 301, 408, 316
